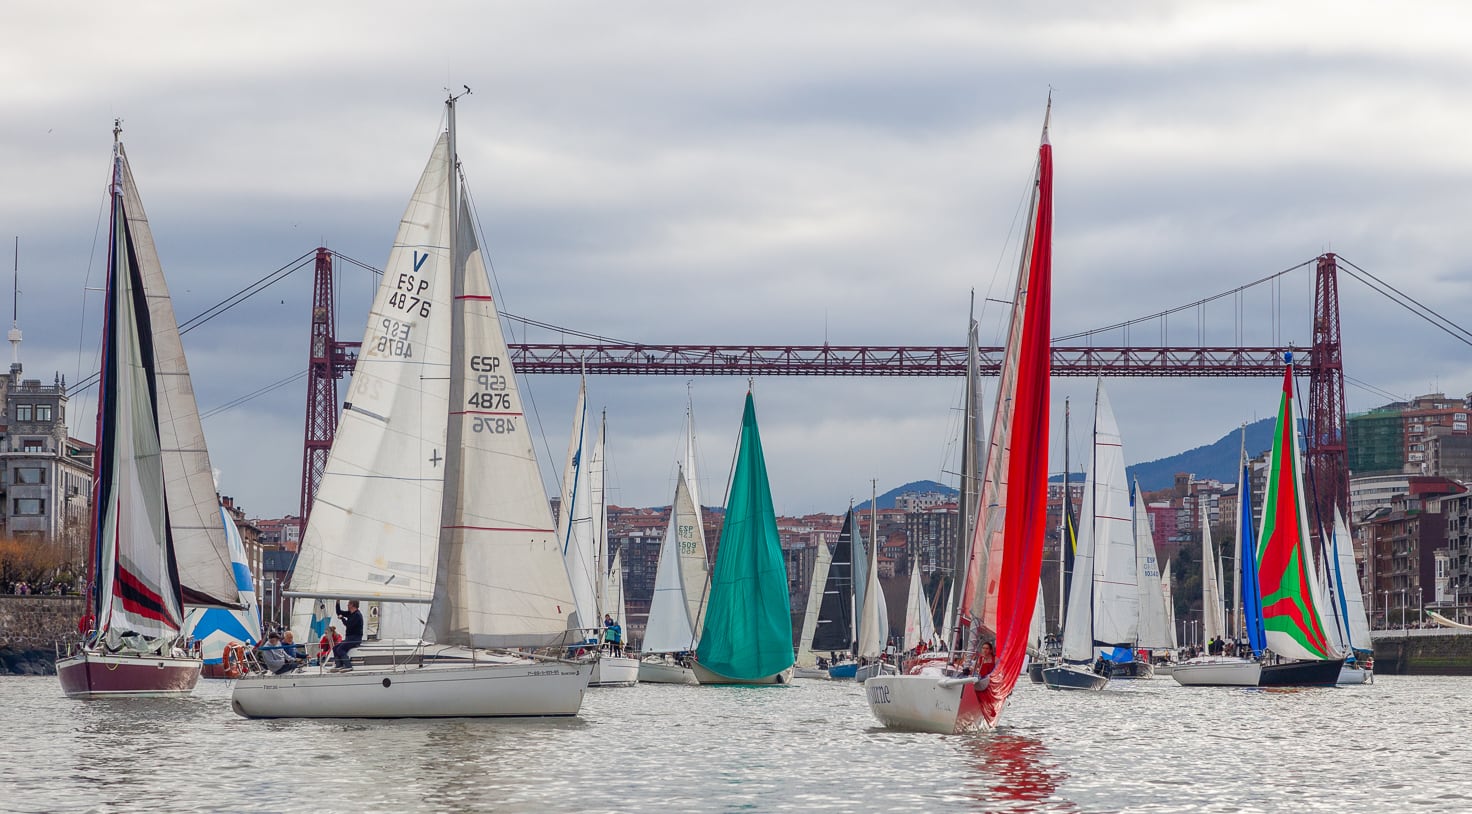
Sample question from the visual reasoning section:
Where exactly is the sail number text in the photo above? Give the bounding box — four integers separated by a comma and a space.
468, 354, 516, 433
391, 273, 433, 318
369, 318, 414, 359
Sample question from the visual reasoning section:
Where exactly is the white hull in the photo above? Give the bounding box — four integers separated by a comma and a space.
1338, 664, 1372, 685
638, 658, 700, 685
589, 655, 640, 687
1170, 657, 1262, 687
231, 659, 592, 718
792, 666, 831, 680
691, 663, 794, 686
863, 673, 988, 734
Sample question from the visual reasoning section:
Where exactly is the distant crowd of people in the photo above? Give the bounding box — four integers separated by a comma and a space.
5, 580, 72, 596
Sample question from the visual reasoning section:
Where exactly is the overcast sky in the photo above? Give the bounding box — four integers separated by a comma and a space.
4, 2, 1471, 519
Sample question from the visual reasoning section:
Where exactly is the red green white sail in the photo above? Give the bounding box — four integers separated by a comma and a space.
1256, 358, 1338, 662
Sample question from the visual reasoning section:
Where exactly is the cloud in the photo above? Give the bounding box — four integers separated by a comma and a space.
5, 2, 1471, 518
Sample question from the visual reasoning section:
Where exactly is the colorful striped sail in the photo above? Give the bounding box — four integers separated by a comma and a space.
1255, 357, 1337, 661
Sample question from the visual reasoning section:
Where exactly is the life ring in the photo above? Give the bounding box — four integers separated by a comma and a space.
222, 641, 248, 679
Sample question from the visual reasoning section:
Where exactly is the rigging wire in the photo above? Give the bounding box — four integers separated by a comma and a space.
1337, 257, 1472, 348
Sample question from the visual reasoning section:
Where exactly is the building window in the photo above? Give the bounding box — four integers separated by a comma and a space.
35, 404, 51, 422
14, 467, 44, 484
13, 498, 43, 515
14, 404, 31, 421
21, 439, 43, 453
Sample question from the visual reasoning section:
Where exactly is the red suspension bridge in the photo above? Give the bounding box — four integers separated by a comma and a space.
295, 249, 1354, 535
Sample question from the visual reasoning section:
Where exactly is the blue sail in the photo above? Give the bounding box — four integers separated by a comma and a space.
1238, 461, 1267, 656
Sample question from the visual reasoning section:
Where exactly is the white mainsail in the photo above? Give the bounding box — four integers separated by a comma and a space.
289, 136, 454, 627
1088, 383, 1139, 648
556, 379, 600, 633
1161, 559, 1178, 649
1201, 502, 1226, 643
856, 543, 888, 659
1132, 482, 1173, 650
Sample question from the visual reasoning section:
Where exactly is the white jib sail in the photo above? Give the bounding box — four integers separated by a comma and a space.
901, 563, 935, 652
796, 537, 832, 667
1132, 482, 1173, 650
1161, 559, 1178, 650
119, 151, 238, 608
642, 468, 702, 653
426, 192, 575, 648
1333, 507, 1373, 651
857, 529, 888, 659
1089, 383, 1139, 648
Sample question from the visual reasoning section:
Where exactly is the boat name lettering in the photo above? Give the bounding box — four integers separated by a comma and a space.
470, 355, 502, 372
472, 416, 517, 434
867, 685, 891, 704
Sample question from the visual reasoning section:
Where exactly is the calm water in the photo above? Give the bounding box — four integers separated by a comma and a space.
3, 673, 1469, 813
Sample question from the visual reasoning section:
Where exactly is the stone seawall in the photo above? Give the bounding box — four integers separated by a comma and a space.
0, 595, 84, 675
1369, 630, 1472, 675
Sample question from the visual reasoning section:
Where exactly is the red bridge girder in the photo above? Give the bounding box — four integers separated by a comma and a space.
493, 344, 1308, 377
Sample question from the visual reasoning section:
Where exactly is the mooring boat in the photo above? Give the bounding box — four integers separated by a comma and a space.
233, 92, 591, 718
58, 124, 245, 699
865, 99, 1054, 732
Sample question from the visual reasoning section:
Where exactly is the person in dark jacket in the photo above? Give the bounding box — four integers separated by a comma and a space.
332, 600, 365, 671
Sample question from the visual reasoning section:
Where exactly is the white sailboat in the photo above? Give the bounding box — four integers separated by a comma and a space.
58, 124, 245, 698
1173, 448, 1262, 687
1043, 381, 1119, 691
584, 412, 639, 687
1328, 508, 1373, 684
793, 536, 835, 679
1121, 481, 1171, 678
233, 93, 591, 718
855, 489, 895, 682
637, 406, 711, 685
901, 563, 937, 653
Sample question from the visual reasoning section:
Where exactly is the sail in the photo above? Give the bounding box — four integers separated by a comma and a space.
857, 532, 889, 659
605, 547, 627, 636
796, 539, 833, 666
288, 135, 454, 619
1088, 384, 1139, 648
423, 186, 575, 648
91, 144, 185, 645
947, 312, 985, 641
1331, 508, 1373, 652
968, 104, 1053, 726
811, 512, 855, 653
1132, 483, 1173, 650
184, 504, 264, 661
1317, 543, 1348, 653
642, 469, 703, 653
1237, 454, 1267, 656
902, 564, 936, 652
852, 507, 868, 646
555, 380, 599, 632
1256, 358, 1338, 661
117, 153, 239, 609
684, 400, 704, 532
694, 393, 795, 680
1201, 503, 1225, 643
1028, 579, 1046, 654
1161, 559, 1178, 649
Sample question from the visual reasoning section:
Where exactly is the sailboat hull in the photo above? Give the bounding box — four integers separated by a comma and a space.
589, 655, 640, 687
1041, 664, 1109, 691
57, 649, 202, 699
1338, 663, 1372, 685
230, 660, 593, 719
1258, 658, 1344, 688
1170, 657, 1262, 687
638, 657, 700, 685
792, 666, 831, 680
691, 663, 793, 686
1107, 660, 1156, 680
854, 662, 899, 682
863, 674, 988, 734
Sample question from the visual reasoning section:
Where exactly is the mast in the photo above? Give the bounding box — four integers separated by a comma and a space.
1058, 397, 1070, 635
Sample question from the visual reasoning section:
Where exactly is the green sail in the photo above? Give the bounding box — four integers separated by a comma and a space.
695, 393, 795, 680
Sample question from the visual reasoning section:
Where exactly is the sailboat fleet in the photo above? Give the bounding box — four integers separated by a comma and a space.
52, 95, 1379, 735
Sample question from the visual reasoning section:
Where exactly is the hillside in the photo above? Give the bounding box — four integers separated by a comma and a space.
1124, 418, 1275, 491
853, 480, 956, 511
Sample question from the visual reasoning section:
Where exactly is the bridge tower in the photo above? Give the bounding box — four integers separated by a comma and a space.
298, 248, 353, 536
1306, 253, 1349, 527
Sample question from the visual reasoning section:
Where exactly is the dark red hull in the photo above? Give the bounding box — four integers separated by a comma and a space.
56, 649, 202, 698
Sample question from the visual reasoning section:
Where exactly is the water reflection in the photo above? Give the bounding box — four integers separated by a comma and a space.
964, 731, 1076, 813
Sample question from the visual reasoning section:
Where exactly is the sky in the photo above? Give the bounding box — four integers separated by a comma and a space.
4, 2, 1471, 519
